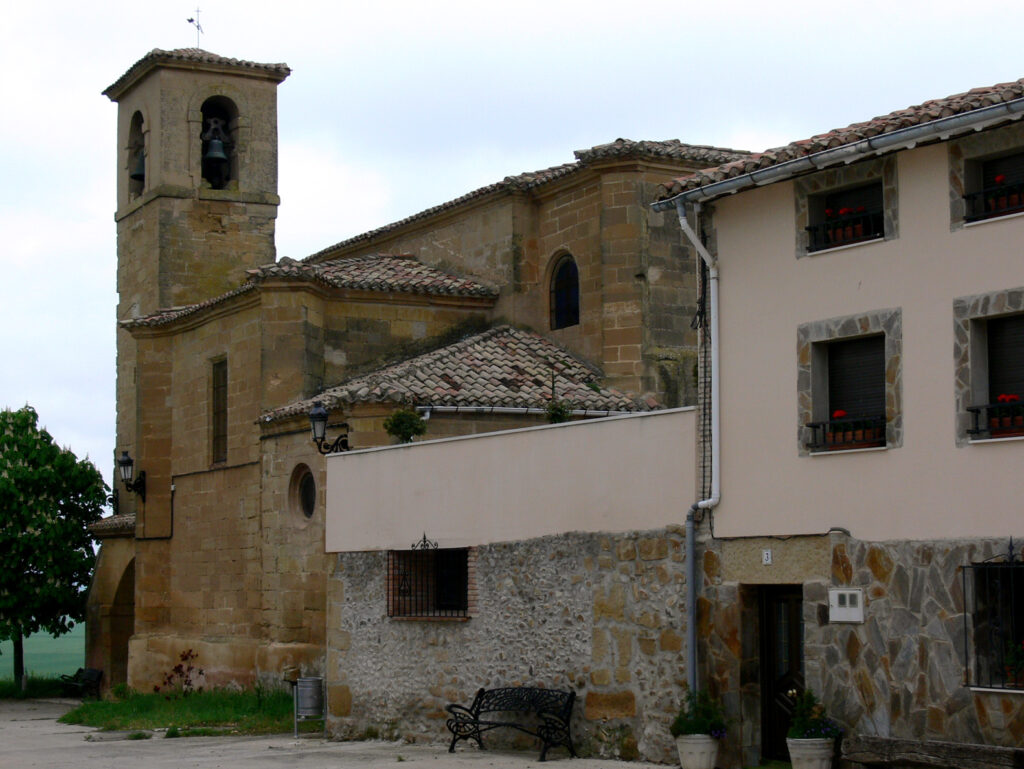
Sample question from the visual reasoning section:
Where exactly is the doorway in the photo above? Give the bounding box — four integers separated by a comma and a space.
759, 585, 804, 761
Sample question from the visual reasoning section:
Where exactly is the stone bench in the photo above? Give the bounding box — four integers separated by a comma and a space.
445, 686, 577, 762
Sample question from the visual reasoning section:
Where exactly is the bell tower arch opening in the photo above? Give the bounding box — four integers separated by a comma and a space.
127, 111, 146, 197
200, 95, 239, 190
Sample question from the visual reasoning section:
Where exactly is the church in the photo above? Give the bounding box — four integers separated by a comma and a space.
85, 47, 740, 716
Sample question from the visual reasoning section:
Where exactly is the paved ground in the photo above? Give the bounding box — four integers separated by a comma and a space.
0, 699, 664, 769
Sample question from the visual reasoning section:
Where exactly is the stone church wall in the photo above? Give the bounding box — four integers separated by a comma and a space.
326, 527, 691, 763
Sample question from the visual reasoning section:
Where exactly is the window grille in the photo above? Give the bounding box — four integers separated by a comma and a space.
388, 538, 468, 619
211, 359, 228, 463
963, 542, 1024, 689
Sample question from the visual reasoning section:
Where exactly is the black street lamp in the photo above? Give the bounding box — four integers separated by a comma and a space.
117, 450, 146, 503
309, 401, 349, 455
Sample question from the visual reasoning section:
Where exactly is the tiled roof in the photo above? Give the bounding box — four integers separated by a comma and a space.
121, 254, 496, 329
88, 513, 135, 538
121, 284, 257, 328
574, 138, 749, 166
263, 325, 659, 421
104, 48, 290, 100
659, 78, 1024, 199
248, 254, 498, 297
306, 139, 750, 262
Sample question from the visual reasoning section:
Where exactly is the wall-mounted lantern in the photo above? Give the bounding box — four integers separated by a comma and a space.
117, 450, 146, 503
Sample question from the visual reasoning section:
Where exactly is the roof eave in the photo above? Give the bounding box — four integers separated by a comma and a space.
653, 96, 1024, 212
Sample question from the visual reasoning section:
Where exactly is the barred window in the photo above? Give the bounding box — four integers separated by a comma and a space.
211, 359, 228, 464
965, 552, 1024, 689
387, 547, 469, 619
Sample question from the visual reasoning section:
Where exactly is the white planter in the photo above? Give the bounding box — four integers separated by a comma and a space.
674, 734, 719, 769
786, 737, 835, 769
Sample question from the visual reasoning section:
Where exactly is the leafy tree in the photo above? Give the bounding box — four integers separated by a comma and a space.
0, 406, 107, 690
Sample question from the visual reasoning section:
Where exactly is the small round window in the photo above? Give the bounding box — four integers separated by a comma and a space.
289, 464, 317, 520
299, 472, 316, 518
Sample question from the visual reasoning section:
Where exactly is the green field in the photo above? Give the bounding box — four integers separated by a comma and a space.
0, 623, 84, 679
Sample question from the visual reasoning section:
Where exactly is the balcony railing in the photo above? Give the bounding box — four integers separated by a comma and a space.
806, 208, 884, 252
966, 402, 1024, 439
805, 414, 886, 452
963, 181, 1024, 222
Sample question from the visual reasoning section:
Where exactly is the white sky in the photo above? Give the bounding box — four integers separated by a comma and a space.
2, 0, 1023, 494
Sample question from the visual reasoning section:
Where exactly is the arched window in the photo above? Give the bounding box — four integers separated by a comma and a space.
128, 111, 145, 197
549, 254, 580, 330
200, 96, 239, 190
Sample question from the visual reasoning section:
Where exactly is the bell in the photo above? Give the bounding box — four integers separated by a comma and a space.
129, 152, 145, 182
204, 138, 228, 162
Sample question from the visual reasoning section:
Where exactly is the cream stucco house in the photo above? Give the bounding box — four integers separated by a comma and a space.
654, 80, 1024, 767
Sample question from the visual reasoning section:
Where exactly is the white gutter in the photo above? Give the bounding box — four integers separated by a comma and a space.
653, 96, 1024, 211
414, 405, 632, 418
673, 199, 720, 694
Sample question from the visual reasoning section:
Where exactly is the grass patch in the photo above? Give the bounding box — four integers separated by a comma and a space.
59, 687, 311, 735
0, 675, 66, 699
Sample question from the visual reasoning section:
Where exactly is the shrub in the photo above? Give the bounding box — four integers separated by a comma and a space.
383, 409, 427, 443
670, 689, 727, 738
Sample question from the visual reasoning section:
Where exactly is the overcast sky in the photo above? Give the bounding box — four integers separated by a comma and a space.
2, 0, 1023, 495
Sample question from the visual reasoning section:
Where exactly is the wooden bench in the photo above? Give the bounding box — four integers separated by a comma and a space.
446, 686, 577, 762
59, 668, 102, 698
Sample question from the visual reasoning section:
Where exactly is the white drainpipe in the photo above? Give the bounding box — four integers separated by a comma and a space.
674, 198, 721, 693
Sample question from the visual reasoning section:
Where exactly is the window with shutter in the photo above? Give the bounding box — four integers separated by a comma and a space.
799, 308, 900, 454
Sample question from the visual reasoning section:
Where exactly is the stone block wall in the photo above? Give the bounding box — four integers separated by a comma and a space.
326, 528, 690, 762
700, 531, 1024, 768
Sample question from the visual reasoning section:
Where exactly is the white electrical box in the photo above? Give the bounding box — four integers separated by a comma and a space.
828, 588, 864, 623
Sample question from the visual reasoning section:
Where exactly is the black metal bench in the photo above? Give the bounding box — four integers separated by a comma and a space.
60, 668, 102, 698
446, 686, 577, 762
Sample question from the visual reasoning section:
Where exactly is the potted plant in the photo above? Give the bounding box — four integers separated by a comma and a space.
670, 689, 727, 769
786, 689, 843, 769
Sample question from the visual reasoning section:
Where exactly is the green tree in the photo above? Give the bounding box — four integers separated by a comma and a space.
0, 406, 107, 690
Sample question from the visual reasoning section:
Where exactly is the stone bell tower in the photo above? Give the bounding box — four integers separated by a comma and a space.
104, 49, 289, 523
104, 48, 290, 314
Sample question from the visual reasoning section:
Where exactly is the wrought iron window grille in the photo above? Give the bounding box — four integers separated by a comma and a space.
388, 537, 468, 619
963, 540, 1024, 690
805, 414, 886, 452
964, 181, 1024, 222
966, 402, 1024, 438
806, 207, 885, 252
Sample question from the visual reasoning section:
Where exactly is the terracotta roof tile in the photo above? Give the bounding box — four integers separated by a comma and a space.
659, 78, 1024, 199
120, 284, 257, 328
104, 48, 290, 100
121, 254, 496, 329
249, 254, 498, 297
307, 140, 750, 262
88, 513, 135, 538
263, 325, 659, 421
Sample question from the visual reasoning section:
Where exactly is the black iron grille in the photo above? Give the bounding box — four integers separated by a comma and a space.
388, 548, 468, 618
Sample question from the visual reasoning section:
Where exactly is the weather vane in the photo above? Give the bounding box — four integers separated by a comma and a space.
187, 7, 204, 48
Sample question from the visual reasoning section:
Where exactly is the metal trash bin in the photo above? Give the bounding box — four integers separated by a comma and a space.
292, 676, 326, 738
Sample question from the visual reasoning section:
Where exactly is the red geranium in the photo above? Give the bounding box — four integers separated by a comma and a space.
997, 393, 1020, 403
832, 409, 848, 419
995, 174, 1007, 185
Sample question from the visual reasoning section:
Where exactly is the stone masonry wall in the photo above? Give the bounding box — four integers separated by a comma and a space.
700, 531, 1024, 768
326, 528, 690, 763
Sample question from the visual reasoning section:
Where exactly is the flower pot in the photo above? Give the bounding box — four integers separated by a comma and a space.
786, 737, 835, 769
787, 737, 834, 769
674, 735, 719, 769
